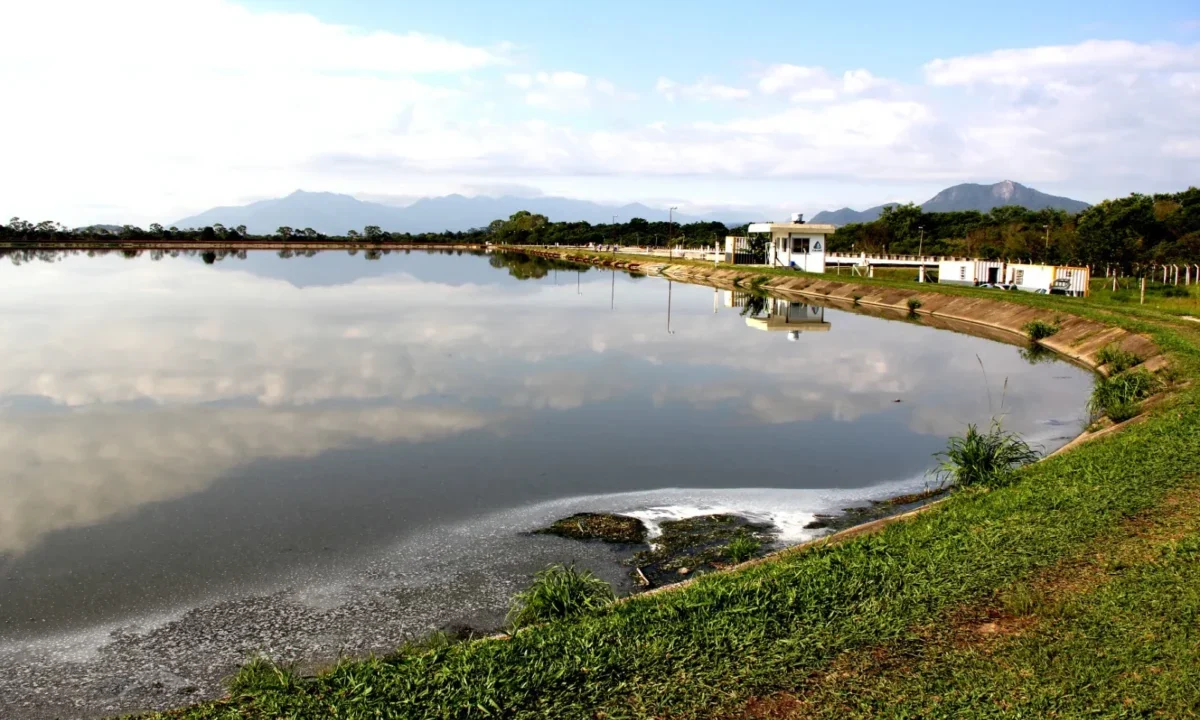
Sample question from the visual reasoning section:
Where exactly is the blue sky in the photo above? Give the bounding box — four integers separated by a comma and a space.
1, 0, 1198, 225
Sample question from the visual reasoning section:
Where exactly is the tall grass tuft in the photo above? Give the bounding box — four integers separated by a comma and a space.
1095, 344, 1141, 373
229, 657, 299, 695
507, 564, 614, 630
907, 297, 923, 314
1088, 369, 1158, 423
1022, 319, 1060, 341
935, 420, 1041, 489
725, 533, 762, 563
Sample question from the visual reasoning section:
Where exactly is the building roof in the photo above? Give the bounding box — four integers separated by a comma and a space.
747, 222, 837, 235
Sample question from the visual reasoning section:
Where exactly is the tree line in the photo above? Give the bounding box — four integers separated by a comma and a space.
825, 187, 1200, 269
4, 186, 1197, 271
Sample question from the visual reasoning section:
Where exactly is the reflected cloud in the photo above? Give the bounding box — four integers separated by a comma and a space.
0, 252, 1092, 555
0, 404, 493, 555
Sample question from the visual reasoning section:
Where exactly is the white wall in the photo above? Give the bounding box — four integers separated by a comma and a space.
938, 260, 975, 285
1007, 264, 1055, 292
773, 233, 827, 273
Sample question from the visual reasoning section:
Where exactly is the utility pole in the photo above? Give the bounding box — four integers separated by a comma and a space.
1044, 224, 1050, 257
611, 215, 618, 255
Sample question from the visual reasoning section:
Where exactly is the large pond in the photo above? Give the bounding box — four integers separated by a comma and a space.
0, 249, 1093, 718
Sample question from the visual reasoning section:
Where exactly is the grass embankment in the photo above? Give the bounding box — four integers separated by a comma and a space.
151, 259, 1200, 719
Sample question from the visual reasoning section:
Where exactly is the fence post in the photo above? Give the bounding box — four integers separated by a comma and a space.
1141, 276, 1146, 305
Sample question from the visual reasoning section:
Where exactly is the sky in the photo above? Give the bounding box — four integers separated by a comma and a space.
1, 0, 1198, 226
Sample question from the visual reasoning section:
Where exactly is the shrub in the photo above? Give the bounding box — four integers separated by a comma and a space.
1106, 401, 1140, 423
1156, 285, 1190, 298
1088, 369, 1159, 422
1022, 319, 1060, 341
934, 420, 1041, 489
1095, 344, 1141, 373
507, 564, 614, 629
852, 294, 863, 305
907, 297, 923, 313
725, 533, 762, 563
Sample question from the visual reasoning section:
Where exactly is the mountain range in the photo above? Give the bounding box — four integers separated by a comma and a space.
169, 181, 1091, 235
171, 192, 765, 235
809, 181, 1090, 225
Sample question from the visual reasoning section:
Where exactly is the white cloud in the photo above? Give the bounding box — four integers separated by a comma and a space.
924, 40, 1200, 87
657, 76, 751, 102
757, 64, 891, 101
511, 70, 624, 110
0, 0, 505, 226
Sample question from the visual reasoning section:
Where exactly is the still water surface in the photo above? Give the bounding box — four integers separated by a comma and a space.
0, 250, 1092, 715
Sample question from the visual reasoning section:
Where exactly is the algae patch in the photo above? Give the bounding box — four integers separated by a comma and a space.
535, 512, 648, 544
631, 514, 775, 587
539, 512, 776, 589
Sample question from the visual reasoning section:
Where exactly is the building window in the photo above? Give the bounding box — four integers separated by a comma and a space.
1061, 269, 1072, 278
1015, 269, 1025, 284
959, 266, 966, 280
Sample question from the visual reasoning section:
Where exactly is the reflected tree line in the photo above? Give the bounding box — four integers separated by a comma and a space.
488, 251, 591, 280
1, 246, 488, 266
0, 246, 587, 283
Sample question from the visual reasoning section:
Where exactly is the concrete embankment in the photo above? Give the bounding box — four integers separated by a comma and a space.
517, 247, 1166, 375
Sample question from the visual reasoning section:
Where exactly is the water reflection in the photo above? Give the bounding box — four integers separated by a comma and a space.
0, 250, 1093, 639
729, 292, 831, 338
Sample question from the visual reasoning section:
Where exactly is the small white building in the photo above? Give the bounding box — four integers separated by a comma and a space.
937, 259, 1005, 287
1005, 264, 1090, 296
746, 222, 837, 273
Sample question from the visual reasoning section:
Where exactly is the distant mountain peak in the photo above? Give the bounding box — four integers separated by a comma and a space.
171, 192, 765, 234
810, 181, 1088, 226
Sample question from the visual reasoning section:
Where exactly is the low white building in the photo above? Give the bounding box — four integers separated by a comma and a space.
746, 222, 837, 273
937, 259, 1005, 287
1006, 264, 1090, 296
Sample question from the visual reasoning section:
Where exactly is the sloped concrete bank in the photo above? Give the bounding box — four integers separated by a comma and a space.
518, 247, 1166, 374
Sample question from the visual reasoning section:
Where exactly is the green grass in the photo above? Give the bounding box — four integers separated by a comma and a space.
505, 564, 615, 630
150, 255, 1200, 720
934, 419, 1042, 489
1095, 343, 1142, 373
785, 492, 1200, 719
1088, 368, 1160, 423
725, 533, 763, 563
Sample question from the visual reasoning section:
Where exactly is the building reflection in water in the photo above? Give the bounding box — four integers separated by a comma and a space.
720, 291, 831, 340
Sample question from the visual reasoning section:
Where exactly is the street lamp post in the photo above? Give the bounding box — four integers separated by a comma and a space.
668, 206, 678, 259
1044, 224, 1050, 257
918, 226, 925, 283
